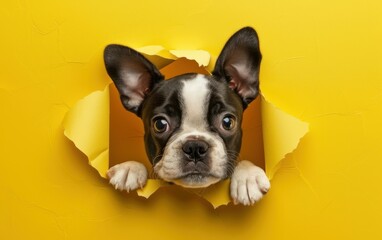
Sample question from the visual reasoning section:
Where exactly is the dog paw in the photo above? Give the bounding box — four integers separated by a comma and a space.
107, 161, 148, 192
230, 160, 270, 206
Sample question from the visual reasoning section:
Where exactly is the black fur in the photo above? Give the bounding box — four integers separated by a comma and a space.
104, 27, 262, 179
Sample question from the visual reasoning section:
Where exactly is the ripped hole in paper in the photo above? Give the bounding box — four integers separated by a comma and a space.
63, 46, 308, 208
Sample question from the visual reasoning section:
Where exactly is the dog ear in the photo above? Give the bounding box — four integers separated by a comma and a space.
212, 27, 262, 108
104, 44, 164, 116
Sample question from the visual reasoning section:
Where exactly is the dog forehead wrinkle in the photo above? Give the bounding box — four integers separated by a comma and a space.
181, 74, 210, 131
143, 79, 183, 119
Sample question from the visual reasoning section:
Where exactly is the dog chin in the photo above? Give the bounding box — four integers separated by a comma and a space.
172, 174, 221, 188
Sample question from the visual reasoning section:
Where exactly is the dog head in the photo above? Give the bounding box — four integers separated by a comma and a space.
104, 27, 261, 188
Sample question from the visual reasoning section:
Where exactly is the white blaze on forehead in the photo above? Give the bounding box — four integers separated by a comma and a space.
181, 75, 210, 131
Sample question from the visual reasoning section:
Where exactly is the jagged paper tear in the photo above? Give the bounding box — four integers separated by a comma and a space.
63, 46, 309, 208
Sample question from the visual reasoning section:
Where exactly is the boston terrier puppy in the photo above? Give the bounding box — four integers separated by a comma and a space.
104, 27, 270, 205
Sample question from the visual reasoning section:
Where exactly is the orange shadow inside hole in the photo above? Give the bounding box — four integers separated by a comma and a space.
109, 58, 265, 177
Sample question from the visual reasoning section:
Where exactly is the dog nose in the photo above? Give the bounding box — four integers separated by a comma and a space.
182, 140, 209, 161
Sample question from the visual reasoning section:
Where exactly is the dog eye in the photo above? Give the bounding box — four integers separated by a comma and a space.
222, 114, 236, 130
153, 117, 169, 133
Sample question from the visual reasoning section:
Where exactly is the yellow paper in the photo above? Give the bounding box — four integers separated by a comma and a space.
63, 86, 110, 178
137, 180, 168, 198
261, 95, 309, 179
3, 1, 382, 238
137, 45, 176, 69
63, 47, 308, 207
169, 49, 210, 67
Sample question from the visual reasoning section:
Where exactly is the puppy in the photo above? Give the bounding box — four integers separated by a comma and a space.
104, 27, 270, 205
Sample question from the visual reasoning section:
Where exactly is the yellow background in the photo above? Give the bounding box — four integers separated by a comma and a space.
1, 0, 381, 239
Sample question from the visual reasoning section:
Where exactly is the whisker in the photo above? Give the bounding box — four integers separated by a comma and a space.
223, 150, 242, 177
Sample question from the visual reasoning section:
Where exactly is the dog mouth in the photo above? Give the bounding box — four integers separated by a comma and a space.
154, 138, 229, 188
180, 170, 209, 178
172, 170, 222, 188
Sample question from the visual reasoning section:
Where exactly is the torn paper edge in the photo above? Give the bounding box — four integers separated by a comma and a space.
169, 49, 210, 67
62, 47, 309, 208
261, 94, 309, 179
63, 85, 110, 178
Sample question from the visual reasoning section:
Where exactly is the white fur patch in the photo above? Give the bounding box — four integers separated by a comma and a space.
181, 75, 210, 131
230, 160, 270, 205
107, 161, 148, 192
